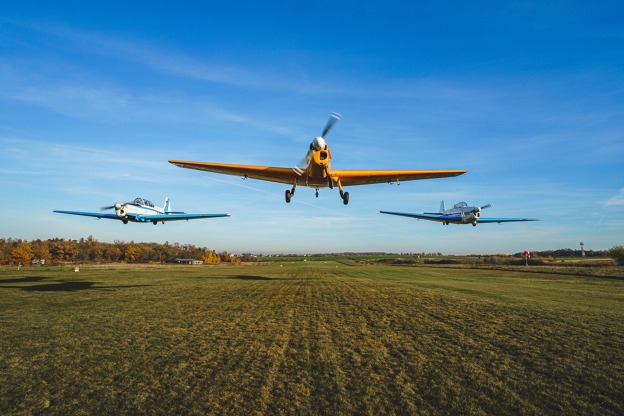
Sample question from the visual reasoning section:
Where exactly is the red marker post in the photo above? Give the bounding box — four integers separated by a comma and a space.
524, 251, 530, 266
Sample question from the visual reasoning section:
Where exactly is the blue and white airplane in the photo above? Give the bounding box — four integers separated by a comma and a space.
54, 197, 230, 225
380, 201, 538, 226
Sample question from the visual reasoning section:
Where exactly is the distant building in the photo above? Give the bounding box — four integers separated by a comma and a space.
166, 258, 203, 265
31, 259, 46, 266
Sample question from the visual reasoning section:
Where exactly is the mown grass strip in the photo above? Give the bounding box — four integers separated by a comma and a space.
1, 263, 622, 415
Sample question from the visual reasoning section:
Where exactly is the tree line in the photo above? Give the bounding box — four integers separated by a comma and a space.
512, 248, 607, 258
0, 237, 256, 266
2, 237, 619, 266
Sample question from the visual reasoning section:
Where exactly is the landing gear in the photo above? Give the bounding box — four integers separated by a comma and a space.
336, 178, 349, 205
340, 191, 349, 205
285, 179, 349, 205
285, 183, 297, 203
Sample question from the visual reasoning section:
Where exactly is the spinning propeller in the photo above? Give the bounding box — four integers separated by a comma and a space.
473, 203, 493, 220
294, 112, 342, 189
100, 201, 134, 211
321, 111, 342, 139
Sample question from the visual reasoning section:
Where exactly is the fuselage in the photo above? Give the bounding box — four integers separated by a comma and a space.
440, 202, 481, 225
297, 137, 333, 187
115, 198, 166, 223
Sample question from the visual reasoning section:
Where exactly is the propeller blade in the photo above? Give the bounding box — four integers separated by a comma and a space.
321, 112, 342, 138
293, 151, 313, 175
102, 201, 133, 211
481, 203, 493, 210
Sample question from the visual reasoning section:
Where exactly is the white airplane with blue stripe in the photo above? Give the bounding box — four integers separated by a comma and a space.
380, 201, 538, 226
54, 197, 230, 225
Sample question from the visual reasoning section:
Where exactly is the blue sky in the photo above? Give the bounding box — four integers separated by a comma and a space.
1, 1, 623, 255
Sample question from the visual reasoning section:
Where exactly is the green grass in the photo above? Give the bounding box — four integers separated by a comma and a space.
1, 263, 623, 415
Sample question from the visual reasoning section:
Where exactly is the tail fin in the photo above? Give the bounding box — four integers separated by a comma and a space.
439, 200, 445, 213
164, 197, 171, 214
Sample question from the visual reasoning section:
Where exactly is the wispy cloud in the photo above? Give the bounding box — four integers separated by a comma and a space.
22, 22, 323, 94
1, 136, 161, 180
6, 20, 526, 104
604, 188, 624, 207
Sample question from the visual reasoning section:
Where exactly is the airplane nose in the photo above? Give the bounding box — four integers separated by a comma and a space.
311, 137, 326, 150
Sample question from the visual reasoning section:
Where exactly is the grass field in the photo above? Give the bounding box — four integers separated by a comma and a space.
1, 262, 623, 415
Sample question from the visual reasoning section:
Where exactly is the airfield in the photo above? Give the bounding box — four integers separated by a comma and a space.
1, 261, 623, 415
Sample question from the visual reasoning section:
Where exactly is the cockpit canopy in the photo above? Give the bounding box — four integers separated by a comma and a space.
134, 198, 154, 207
452, 202, 468, 209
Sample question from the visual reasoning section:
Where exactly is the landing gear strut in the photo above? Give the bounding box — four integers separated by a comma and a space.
325, 167, 333, 189
337, 179, 349, 205
285, 182, 297, 203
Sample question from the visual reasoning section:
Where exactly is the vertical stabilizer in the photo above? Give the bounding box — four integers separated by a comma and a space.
164, 197, 171, 214
439, 200, 445, 213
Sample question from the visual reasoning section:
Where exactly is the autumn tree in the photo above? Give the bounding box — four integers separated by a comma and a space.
10, 242, 32, 265
102, 244, 123, 262
50, 239, 79, 262
203, 251, 221, 264
31, 240, 52, 264
124, 243, 142, 263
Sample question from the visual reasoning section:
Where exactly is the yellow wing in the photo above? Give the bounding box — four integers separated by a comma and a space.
169, 160, 466, 186
332, 169, 467, 186
169, 160, 298, 184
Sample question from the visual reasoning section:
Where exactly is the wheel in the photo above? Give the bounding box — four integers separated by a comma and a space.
285, 190, 292, 203
342, 192, 349, 205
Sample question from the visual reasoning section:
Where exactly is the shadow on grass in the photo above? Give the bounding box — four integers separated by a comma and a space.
229, 275, 274, 281
18, 281, 100, 292
0, 279, 154, 292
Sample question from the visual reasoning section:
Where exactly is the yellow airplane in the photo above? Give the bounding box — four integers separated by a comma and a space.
169, 113, 467, 205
